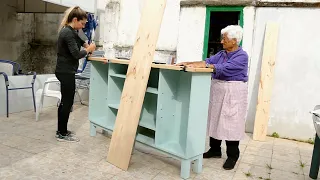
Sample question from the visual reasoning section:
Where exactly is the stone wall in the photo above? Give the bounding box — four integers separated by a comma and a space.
0, 0, 66, 75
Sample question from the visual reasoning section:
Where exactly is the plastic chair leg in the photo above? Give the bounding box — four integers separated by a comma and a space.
5, 86, 8, 117
76, 90, 84, 105
32, 85, 36, 112
36, 93, 45, 121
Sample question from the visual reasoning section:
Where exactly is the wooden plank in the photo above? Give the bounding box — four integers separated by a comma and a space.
152, 63, 183, 71
88, 56, 108, 63
106, 0, 167, 170
89, 57, 213, 73
185, 67, 213, 73
109, 58, 130, 65
253, 22, 279, 141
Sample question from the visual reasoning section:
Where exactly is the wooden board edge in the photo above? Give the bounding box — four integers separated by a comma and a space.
152, 63, 183, 71
185, 67, 214, 73
109, 58, 130, 65
88, 57, 213, 73
252, 22, 280, 141
106, 0, 167, 170
88, 56, 108, 63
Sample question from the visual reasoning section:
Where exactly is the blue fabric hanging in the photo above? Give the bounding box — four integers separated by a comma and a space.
82, 13, 98, 44
78, 13, 98, 73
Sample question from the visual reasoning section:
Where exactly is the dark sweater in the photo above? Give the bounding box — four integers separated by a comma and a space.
55, 25, 87, 74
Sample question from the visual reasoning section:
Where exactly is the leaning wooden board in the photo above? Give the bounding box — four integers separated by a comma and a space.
253, 22, 280, 141
106, 0, 167, 170
88, 57, 213, 73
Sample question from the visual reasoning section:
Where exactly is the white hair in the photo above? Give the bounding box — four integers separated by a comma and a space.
221, 25, 243, 45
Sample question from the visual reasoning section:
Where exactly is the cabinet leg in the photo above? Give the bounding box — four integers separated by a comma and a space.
181, 160, 191, 179
192, 156, 203, 174
90, 123, 97, 137
102, 129, 108, 136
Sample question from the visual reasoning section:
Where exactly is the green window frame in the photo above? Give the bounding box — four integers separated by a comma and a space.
202, 6, 244, 60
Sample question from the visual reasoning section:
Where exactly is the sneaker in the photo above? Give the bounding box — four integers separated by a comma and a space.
223, 158, 237, 170
66, 130, 76, 136
56, 130, 76, 138
56, 133, 80, 142
203, 149, 222, 159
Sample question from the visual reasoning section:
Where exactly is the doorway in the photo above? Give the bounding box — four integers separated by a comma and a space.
203, 7, 244, 59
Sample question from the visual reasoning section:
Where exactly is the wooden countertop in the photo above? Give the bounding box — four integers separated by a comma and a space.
88, 57, 213, 73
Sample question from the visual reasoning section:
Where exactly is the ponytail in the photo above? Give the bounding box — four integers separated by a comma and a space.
58, 6, 87, 32
58, 7, 74, 32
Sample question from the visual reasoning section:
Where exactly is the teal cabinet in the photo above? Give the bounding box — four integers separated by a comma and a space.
89, 60, 212, 179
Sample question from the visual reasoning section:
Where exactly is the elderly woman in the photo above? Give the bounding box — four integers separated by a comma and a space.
176, 25, 248, 170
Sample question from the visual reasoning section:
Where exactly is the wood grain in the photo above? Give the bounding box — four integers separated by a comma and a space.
106, 0, 167, 170
253, 22, 279, 141
185, 67, 213, 73
88, 57, 213, 73
88, 56, 107, 63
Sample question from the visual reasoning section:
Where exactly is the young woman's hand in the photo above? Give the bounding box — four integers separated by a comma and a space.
86, 43, 96, 53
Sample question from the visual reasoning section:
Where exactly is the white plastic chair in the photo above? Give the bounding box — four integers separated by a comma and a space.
75, 61, 91, 105
35, 77, 61, 121
75, 51, 105, 104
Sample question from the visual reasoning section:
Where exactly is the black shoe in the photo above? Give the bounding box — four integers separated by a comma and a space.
56, 133, 80, 142
56, 130, 75, 138
223, 158, 237, 170
203, 149, 222, 159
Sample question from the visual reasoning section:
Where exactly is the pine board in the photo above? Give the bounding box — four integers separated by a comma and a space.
106, 0, 167, 170
253, 22, 280, 141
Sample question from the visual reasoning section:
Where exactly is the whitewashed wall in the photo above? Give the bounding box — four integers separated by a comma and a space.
113, 0, 180, 51
247, 7, 320, 140
176, 6, 255, 63
102, 0, 180, 62
176, 6, 206, 63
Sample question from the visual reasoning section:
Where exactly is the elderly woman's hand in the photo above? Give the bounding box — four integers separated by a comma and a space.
186, 61, 206, 68
175, 62, 191, 66
175, 61, 206, 68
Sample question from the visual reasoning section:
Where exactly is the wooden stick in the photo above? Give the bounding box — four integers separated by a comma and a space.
106, 0, 167, 170
253, 22, 280, 141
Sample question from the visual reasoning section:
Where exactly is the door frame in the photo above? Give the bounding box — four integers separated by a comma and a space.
202, 6, 244, 60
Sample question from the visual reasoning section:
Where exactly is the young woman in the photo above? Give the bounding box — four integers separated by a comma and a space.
55, 6, 96, 142
176, 25, 248, 170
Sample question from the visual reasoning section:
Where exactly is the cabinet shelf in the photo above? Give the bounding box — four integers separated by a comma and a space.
146, 87, 158, 94
110, 73, 126, 79
107, 79, 158, 94
107, 103, 156, 131
139, 117, 156, 131
108, 104, 119, 109
136, 134, 155, 146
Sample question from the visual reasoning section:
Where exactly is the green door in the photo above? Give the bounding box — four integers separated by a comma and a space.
202, 6, 244, 60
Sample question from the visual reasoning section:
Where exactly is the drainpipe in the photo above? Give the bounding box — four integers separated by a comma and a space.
94, 0, 98, 16
93, 0, 98, 43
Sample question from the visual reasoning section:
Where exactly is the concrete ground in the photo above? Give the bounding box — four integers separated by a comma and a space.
0, 104, 318, 180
